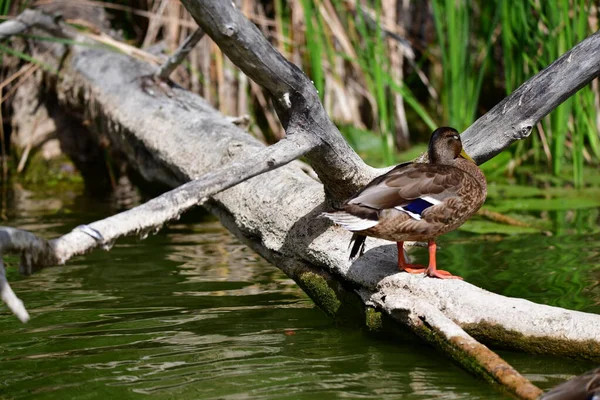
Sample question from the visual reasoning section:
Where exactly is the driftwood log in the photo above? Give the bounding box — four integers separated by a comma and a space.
1, 5, 600, 399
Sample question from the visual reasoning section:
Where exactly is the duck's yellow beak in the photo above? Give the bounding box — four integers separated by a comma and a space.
460, 149, 474, 162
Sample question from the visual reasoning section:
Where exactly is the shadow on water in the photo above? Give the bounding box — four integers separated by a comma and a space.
0, 185, 598, 399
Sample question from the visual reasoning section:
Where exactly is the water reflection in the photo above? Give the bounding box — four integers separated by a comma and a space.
414, 230, 600, 313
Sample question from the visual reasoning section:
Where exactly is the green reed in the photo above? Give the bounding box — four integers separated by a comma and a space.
1, 0, 11, 15
300, 0, 325, 101
355, 3, 395, 164
431, 0, 499, 132
1, 0, 599, 184
298, 0, 437, 165
501, 0, 598, 188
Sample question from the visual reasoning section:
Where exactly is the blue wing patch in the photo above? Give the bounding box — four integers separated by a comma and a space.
403, 198, 436, 215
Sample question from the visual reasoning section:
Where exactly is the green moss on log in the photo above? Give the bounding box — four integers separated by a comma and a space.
298, 271, 341, 318
365, 307, 382, 331
465, 322, 600, 361
297, 267, 600, 362
295, 269, 365, 327
402, 314, 510, 391
18, 151, 82, 186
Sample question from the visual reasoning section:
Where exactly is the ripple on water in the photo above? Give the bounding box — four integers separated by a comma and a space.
0, 201, 598, 399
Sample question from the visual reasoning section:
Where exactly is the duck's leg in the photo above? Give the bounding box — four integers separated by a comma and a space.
424, 240, 463, 280
397, 242, 426, 273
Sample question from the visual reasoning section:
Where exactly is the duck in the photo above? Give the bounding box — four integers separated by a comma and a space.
322, 127, 487, 279
540, 367, 600, 400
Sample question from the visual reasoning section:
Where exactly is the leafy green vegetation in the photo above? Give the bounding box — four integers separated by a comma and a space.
0, 0, 12, 16
431, 0, 499, 132
294, 0, 599, 184
500, 0, 600, 188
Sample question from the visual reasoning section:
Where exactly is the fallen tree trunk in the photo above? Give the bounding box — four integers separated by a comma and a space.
1, 6, 600, 400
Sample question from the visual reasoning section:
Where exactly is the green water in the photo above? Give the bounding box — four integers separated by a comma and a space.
0, 187, 598, 399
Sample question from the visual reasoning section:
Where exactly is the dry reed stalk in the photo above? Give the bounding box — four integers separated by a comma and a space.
165, 0, 182, 50
290, 1, 304, 68
189, 45, 200, 93
384, 0, 410, 149
221, 57, 238, 116
318, 0, 364, 127
143, 0, 169, 48
0, 63, 39, 103
327, 57, 359, 127
80, 30, 163, 64
33, 0, 198, 29
564, 135, 593, 164
0, 62, 36, 91
250, 80, 284, 142
16, 115, 41, 174
238, 0, 252, 118
248, 0, 285, 137
237, 71, 249, 119
536, 122, 552, 168
214, 44, 225, 112
215, 2, 245, 117
273, 0, 286, 57
321, 0, 358, 59
201, 40, 212, 104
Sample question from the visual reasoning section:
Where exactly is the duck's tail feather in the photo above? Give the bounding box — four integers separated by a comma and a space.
320, 211, 378, 231
349, 234, 366, 260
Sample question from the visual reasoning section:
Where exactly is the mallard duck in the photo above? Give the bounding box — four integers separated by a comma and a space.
541, 367, 600, 400
323, 127, 487, 279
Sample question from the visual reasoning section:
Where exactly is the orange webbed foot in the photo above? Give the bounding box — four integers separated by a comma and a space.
400, 264, 427, 274
397, 242, 427, 274
425, 267, 463, 280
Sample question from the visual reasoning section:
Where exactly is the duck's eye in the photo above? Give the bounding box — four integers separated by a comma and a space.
452, 135, 459, 140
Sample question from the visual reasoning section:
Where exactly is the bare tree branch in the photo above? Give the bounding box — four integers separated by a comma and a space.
0, 9, 73, 40
156, 27, 205, 80
179, 0, 378, 202
0, 132, 317, 269
363, 289, 544, 399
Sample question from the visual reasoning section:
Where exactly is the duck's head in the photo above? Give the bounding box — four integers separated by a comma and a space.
428, 127, 473, 164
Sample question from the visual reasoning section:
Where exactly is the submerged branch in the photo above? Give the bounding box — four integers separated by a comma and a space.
365, 289, 544, 400
0, 259, 29, 323
0, 227, 51, 322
